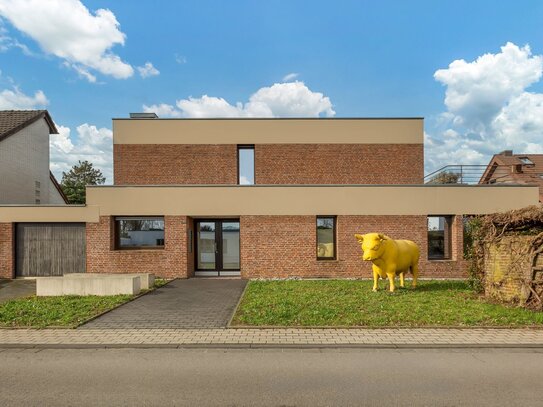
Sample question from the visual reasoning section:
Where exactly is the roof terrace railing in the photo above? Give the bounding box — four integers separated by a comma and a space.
424, 164, 542, 185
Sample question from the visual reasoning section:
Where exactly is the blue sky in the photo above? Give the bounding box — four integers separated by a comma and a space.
1, 0, 543, 182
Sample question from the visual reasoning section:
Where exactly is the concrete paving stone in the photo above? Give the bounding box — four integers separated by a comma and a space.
79, 278, 246, 330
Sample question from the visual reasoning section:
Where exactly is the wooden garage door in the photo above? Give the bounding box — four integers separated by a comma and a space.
16, 223, 86, 277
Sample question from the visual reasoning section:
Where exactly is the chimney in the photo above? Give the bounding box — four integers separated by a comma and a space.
500, 150, 513, 156
129, 112, 158, 119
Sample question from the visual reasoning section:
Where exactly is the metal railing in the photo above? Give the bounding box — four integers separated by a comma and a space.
424, 164, 542, 185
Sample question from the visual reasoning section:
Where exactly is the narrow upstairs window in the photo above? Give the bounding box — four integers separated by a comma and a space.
238, 145, 255, 185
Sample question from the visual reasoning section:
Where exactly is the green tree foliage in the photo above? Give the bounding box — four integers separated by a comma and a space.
61, 160, 105, 204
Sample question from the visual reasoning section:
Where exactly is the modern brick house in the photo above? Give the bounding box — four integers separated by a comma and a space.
0, 116, 539, 279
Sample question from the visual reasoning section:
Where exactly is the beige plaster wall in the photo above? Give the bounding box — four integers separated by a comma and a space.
0, 205, 99, 222
85, 185, 539, 216
113, 118, 423, 145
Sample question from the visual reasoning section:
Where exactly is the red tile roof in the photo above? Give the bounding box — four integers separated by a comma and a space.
481, 152, 543, 202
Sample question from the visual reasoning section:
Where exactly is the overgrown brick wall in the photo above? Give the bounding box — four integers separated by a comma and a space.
483, 235, 534, 304
86, 216, 188, 279
255, 144, 424, 184
114, 144, 238, 185
240, 215, 466, 279
0, 223, 14, 279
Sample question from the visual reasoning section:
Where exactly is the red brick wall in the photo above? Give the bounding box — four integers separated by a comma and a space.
255, 144, 423, 184
114, 144, 238, 185
114, 143, 423, 185
85, 214, 465, 281
86, 216, 189, 279
0, 223, 14, 279
240, 215, 466, 279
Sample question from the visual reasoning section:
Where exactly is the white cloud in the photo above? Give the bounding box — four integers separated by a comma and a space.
426, 42, 543, 172
282, 72, 299, 82
142, 103, 182, 118
0, 0, 134, 81
50, 123, 113, 183
174, 54, 187, 64
239, 175, 251, 185
64, 62, 97, 83
137, 62, 160, 78
0, 87, 48, 109
0, 22, 34, 56
143, 81, 335, 118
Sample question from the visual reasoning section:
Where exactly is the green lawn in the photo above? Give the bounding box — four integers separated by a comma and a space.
231, 280, 543, 327
0, 278, 169, 329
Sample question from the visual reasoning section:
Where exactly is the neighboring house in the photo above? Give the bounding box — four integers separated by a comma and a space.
0, 116, 539, 279
0, 110, 67, 205
480, 150, 543, 202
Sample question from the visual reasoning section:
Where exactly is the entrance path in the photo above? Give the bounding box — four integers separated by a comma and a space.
79, 278, 247, 330
0, 279, 35, 304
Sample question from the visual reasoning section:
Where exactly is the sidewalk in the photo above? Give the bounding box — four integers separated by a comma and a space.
1, 328, 543, 348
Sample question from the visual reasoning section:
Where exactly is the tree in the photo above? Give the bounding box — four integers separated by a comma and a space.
61, 160, 105, 204
427, 171, 460, 185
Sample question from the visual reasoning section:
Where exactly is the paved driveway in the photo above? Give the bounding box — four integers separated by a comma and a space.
79, 278, 247, 330
0, 279, 35, 304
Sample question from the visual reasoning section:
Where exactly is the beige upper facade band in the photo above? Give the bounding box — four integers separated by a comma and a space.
113, 118, 424, 145
0, 185, 537, 221
85, 184, 537, 217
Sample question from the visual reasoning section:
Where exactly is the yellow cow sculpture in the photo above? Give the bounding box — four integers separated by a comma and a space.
354, 233, 420, 292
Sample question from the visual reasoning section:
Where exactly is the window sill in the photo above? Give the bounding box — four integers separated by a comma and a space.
427, 259, 455, 262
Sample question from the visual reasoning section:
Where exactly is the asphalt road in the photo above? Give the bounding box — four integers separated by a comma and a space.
1, 347, 542, 406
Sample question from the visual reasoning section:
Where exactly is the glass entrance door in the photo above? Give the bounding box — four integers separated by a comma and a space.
195, 220, 240, 276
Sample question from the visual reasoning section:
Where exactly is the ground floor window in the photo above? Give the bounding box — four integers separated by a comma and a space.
317, 216, 336, 260
115, 217, 165, 249
427, 215, 453, 260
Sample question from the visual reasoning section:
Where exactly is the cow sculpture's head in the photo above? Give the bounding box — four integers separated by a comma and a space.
354, 233, 388, 261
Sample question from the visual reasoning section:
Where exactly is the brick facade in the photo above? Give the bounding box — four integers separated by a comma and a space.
86, 216, 189, 279
114, 144, 238, 185
255, 144, 423, 184
240, 215, 466, 279
0, 223, 14, 279
1, 215, 466, 280
114, 143, 423, 186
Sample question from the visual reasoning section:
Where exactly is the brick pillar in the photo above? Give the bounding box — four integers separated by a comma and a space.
451, 215, 464, 261
0, 223, 14, 279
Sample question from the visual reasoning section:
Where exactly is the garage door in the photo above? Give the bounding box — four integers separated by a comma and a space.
16, 223, 86, 277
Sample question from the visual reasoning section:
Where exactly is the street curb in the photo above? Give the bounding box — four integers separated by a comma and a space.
226, 280, 249, 328
1, 343, 543, 350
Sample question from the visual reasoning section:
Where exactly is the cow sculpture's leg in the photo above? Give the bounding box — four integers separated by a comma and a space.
399, 272, 405, 288
386, 267, 397, 292
411, 262, 419, 289
372, 266, 380, 292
